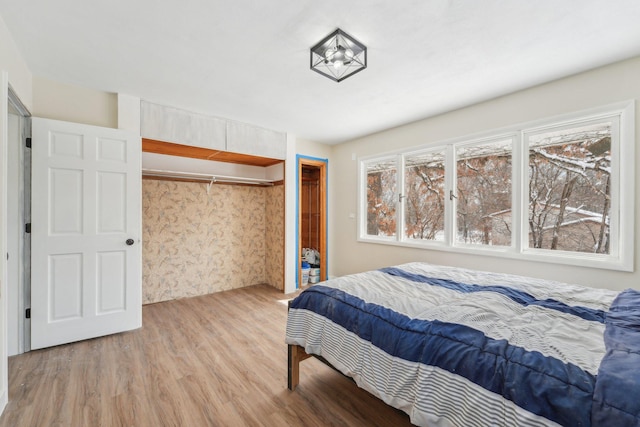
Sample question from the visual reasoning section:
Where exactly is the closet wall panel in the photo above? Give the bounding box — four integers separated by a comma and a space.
265, 184, 285, 290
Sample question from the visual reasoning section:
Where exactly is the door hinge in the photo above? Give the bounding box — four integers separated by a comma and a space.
25, 223, 31, 233
25, 308, 31, 319
26, 137, 32, 148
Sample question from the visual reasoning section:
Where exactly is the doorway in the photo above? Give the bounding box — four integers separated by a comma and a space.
6, 86, 31, 356
297, 155, 327, 288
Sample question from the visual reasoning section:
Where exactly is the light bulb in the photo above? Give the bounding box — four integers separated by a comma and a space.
333, 60, 343, 69
324, 47, 335, 60
345, 48, 354, 59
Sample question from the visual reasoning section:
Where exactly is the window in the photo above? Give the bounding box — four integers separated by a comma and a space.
358, 102, 634, 271
456, 139, 513, 247
365, 158, 397, 238
526, 120, 613, 254
405, 150, 445, 241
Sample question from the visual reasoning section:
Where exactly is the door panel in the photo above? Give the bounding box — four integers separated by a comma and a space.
96, 251, 126, 313
50, 168, 83, 234
97, 171, 126, 233
49, 253, 83, 320
31, 117, 141, 350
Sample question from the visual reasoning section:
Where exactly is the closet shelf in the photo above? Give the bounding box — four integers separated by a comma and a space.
142, 168, 275, 186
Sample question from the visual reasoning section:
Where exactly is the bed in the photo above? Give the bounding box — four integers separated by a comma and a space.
285, 262, 640, 427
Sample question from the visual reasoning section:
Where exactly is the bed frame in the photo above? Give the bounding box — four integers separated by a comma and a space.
287, 300, 343, 390
287, 344, 310, 390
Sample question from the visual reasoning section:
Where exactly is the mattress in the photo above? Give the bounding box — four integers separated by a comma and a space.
285, 262, 640, 427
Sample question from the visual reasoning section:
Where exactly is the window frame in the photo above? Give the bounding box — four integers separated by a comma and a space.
357, 101, 635, 271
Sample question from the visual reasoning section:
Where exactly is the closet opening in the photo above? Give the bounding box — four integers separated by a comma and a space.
140, 139, 286, 303
297, 156, 327, 288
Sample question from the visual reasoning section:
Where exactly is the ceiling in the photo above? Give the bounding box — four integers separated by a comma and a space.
2, 0, 640, 145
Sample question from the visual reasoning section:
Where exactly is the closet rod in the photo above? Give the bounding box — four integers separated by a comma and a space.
142, 168, 275, 186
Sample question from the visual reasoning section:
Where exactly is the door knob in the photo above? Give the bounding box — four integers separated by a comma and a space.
126, 239, 135, 246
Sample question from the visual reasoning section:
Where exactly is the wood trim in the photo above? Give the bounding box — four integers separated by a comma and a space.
319, 163, 327, 281
298, 161, 302, 287
142, 138, 283, 167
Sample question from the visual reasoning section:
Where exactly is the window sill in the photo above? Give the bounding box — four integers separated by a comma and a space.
357, 236, 632, 272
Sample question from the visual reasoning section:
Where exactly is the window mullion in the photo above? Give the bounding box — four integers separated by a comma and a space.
397, 154, 405, 241
513, 132, 525, 253
444, 144, 455, 246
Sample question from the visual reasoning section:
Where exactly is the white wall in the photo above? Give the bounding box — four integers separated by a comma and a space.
296, 138, 333, 160
330, 56, 640, 292
0, 15, 32, 111
32, 77, 117, 127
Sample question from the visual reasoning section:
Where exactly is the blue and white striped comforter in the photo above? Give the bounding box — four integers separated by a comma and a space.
285, 262, 640, 427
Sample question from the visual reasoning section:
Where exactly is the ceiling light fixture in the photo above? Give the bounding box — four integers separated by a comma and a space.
310, 28, 367, 82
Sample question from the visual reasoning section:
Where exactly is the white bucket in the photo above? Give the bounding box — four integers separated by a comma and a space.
301, 268, 310, 285
309, 275, 320, 284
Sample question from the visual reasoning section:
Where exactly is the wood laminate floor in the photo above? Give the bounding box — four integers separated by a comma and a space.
0, 285, 413, 426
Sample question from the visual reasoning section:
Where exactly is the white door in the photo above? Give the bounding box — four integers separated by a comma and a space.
31, 117, 141, 350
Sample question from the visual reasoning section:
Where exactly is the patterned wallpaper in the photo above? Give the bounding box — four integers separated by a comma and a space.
142, 179, 283, 304
265, 184, 285, 290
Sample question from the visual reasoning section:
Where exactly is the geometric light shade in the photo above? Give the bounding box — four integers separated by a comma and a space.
310, 28, 367, 82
